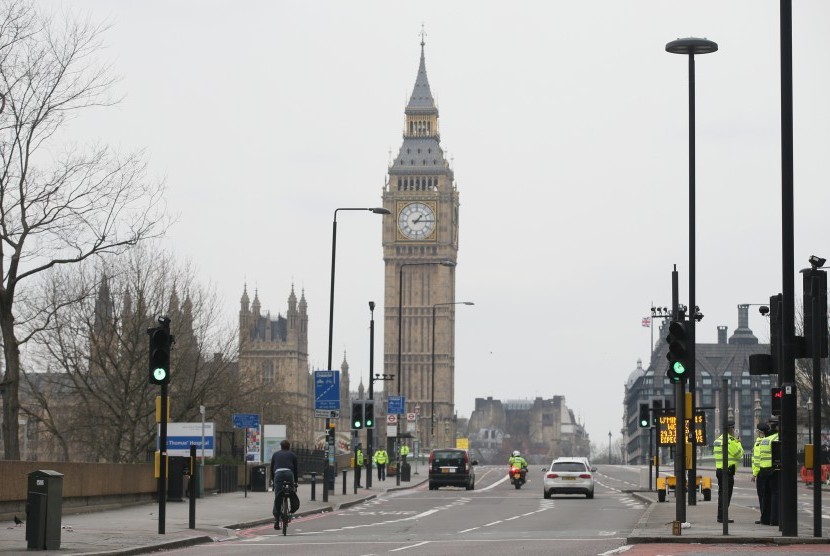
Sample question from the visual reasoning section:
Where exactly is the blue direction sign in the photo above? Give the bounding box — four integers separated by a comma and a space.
232, 413, 260, 429
314, 370, 340, 411
387, 395, 404, 414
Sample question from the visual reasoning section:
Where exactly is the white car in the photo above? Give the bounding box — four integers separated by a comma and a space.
542, 457, 595, 499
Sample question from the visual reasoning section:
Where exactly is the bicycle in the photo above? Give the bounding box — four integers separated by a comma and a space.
276, 481, 294, 536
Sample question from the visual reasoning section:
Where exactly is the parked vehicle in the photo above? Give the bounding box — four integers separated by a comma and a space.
542, 457, 595, 499
428, 448, 478, 490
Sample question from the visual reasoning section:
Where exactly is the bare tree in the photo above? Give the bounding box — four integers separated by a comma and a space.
24, 247, 240, 463
0, 1, 165, 459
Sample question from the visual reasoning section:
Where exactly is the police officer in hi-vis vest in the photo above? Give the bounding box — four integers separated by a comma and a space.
713, 420, 744, 523
757, 419, 779, 526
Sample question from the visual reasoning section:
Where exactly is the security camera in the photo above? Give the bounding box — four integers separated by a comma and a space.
809, 255, 826, 268
759, 306, 770, 316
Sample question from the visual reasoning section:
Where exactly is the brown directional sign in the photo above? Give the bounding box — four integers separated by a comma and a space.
657, 411, 706, 447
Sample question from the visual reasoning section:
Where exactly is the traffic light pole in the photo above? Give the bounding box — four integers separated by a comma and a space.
671, 267, 686, 524
158, 382, 168, 534
779, 0, 797, 536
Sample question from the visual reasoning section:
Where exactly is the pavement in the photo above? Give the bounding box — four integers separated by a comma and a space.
0, 466, 424, 555
628, 467, 830, 545
2, 464, 829, 554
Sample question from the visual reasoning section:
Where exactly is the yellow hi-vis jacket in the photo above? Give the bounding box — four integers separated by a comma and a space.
373, 449, 388, 465
713, 433, 744, 470
758, 432, 779, 470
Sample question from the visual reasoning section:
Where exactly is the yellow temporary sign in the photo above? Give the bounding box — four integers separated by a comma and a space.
456, 438, 469, 449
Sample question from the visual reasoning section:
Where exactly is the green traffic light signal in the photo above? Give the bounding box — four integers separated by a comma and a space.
364, 400, 374, 428
351, 401, 364, 429
638, 403, 650, 428
148, 321, 173, 385
672, 361, 686, 375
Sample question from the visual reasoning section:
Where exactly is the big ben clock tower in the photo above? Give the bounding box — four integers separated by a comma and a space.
382, 37, 460, 450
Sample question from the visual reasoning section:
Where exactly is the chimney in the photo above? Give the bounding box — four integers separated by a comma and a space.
717, 326, 728, 344
728, 304, 759, 345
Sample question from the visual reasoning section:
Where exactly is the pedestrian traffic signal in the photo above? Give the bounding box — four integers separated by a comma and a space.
148, 323, 172, 385
351, 401, 365, 429
638, 403, 650, 428
771, 387, 783, 416
665, 320, 689, 382
364, 400, 375, 428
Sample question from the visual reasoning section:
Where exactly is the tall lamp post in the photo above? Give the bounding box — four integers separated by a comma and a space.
431, 301, 473, 450
608, 431, 612, 464
666, 36, 717, 509
325, 207, 389, 502
396, 260, 454, 485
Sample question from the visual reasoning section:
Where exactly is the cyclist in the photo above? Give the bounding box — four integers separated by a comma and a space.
270, 440, 299, 530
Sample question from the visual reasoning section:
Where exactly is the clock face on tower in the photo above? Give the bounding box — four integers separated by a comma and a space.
397, 202, 436, 240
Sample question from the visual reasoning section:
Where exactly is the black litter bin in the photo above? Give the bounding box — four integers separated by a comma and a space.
26, 470, 63, 550
400, 462, 411, 482
251, 465, 268, 492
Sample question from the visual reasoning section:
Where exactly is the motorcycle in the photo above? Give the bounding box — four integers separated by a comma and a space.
509, 465, 527, 489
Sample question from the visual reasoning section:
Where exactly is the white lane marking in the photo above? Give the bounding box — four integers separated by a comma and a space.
521, 512, 536, 517
505, 515, 521, 521
598, 530, 617, 536
599, 545, 634, 555
483, 520, 502, 527
458, 526, 480, 533
477, 473, 510, 491
390, 540, 430, 551
296, 508, 441, 535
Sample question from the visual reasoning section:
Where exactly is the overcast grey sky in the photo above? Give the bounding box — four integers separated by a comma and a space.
48, 1, 830, 448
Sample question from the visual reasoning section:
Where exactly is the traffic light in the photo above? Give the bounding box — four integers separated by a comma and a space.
148, 324, 172, 385
351, 401, 365, 429
665, 320, 689, 382
652, 399, 662, 427
771, 387, 783, 416
364, 400, 375, 428
638, 403, 650, 428
803, 269, 828, 358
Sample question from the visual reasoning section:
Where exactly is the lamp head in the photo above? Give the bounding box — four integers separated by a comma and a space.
809, 255, 826, 269
369, 301, 375, 311
370, 207, 391, 215
759, 306, 770, 316
666, 37, 718, 55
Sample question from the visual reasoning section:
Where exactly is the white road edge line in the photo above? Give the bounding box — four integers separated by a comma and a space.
390, 540, 430, 551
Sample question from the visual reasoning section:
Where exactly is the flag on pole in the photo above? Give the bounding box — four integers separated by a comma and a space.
641, 317, 651, 328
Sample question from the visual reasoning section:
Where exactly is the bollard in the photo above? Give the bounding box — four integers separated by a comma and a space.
310, 472, 316, 501
342, 470, 347, 495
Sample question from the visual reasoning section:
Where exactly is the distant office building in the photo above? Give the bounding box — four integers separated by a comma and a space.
623, 305, 772, 464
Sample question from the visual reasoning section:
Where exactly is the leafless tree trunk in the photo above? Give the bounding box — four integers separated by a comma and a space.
0, 0, 165, 459
24, 247, 240, 463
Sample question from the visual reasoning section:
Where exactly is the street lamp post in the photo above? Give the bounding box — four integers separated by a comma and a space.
396, 260, 454, 486
666, 36, 717, 509
608, 431, 612, 465
325, 207, 389, 502
431, 301, 473, 450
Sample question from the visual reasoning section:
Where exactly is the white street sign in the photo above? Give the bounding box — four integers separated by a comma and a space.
387, 414, 398, 424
